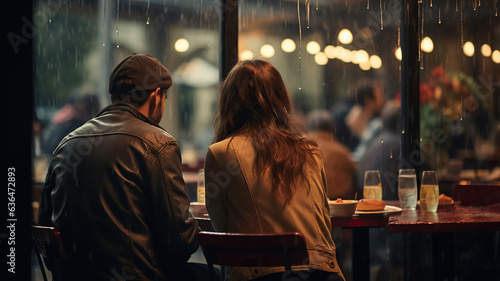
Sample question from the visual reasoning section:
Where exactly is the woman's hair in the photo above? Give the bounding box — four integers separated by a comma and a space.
213, 59, 319, 200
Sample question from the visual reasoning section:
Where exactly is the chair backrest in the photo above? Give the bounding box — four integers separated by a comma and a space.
453, 181, 500, 206
197, 231, 309, 272
32, 225, 68, 260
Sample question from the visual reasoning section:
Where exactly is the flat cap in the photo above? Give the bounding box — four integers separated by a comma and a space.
109, 53, 172, 94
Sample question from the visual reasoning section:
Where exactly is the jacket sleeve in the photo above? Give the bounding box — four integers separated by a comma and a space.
37, 163, 55, 227
204, 148, 228, 231
149, 141, 199, 266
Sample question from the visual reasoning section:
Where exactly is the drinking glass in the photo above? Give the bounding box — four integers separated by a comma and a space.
197, 169, 205, 204
398, 169, 417, 210
420, 170, 439, 212
364, 170, 382, 200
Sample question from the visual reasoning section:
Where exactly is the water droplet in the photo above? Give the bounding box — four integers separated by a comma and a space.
380, 0, 383, 30
367, 0, 370, 9
102, 42, 106, 47
49, 18, 52, 23
298, 87, 302, 91
146, 17, 150, 25
117, 44, 120, 48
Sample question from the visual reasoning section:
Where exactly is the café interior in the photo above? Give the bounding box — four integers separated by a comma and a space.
30, 0, 500, 280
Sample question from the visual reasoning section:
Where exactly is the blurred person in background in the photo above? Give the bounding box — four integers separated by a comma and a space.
330, 95, 359, 152
38, 54, 215, 281
345, 80, 385, 162
205, 59, 345, 281
41, 86, 101, 155
306, 109, 357, 200
356, 100, 401, 200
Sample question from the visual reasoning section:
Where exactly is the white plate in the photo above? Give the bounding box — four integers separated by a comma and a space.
354, 205, 402, 215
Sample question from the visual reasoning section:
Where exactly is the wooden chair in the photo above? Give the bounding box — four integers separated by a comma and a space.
32, 225, 68, 281
197, 231, 309, 280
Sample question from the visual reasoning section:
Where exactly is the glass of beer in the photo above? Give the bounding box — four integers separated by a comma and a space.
420, 170, 439, 212
398, 169, 417, 210
364, 170, 382, 200
197, 169, 205, 204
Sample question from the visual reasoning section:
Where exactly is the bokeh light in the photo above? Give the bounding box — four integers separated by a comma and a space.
338, 29, 353, 44
174, 38, 189, 52
260, 44, 275, 58
481, 44, 492, 57
463, 41, 475, 57
306, 41, 321, 55
281, 38, 296, 53
314, 52, 328, 65
421, 37, 434, 53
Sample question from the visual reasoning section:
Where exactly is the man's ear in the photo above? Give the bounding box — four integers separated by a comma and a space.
152, 87, 162, 104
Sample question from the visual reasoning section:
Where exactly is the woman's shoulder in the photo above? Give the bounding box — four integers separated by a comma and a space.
209, 135, 249, 151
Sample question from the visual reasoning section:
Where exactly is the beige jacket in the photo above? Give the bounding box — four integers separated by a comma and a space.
205, 135, 345, 281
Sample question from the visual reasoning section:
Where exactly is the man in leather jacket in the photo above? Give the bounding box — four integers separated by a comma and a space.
38, 54, 209, 280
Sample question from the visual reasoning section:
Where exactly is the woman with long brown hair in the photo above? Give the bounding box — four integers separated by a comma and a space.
205, 59, 345, 281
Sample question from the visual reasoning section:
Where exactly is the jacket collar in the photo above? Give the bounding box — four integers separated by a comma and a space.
96, 102, 161, 128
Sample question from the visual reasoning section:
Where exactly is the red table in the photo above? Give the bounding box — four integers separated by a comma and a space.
387, 203, 500, 281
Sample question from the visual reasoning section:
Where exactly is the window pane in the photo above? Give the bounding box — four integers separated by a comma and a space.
419, 1, 500, 183
239, 0, 403, 200
33, 0, 220, 184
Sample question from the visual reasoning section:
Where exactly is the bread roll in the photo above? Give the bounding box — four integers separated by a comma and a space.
356, 199, 386, 211
438, 194, 454, 205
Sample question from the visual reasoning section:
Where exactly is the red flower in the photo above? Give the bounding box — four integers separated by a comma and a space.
419, 84, 433, 104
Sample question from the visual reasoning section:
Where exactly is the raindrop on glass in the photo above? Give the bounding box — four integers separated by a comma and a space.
146, 17, 150, 25
305, 0, 310, 29
379, 0, 384, 30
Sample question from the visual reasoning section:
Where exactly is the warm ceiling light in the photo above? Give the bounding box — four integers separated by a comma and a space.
260, 44, 275, 58
370, 55, 382, 69
421, 37, 434, 53
281, 38, 296, 53
481, 44, 492, 57
359, 60, 371, 71
174, 38, 189, 52
324, 45, 337, 59
314, 52, 328, 65
395, 47, 402, 61
356, 50, 369, 64
338, 29, 353, 44
463, 41, 475, 57
492, 50, 500, 63
239, 50, 254, 61
350, 51, 359, 64
306, 41, 321, 55
339, 48, 352, 63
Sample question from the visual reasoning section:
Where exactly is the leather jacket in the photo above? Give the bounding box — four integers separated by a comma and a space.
38, 103, 199, 280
